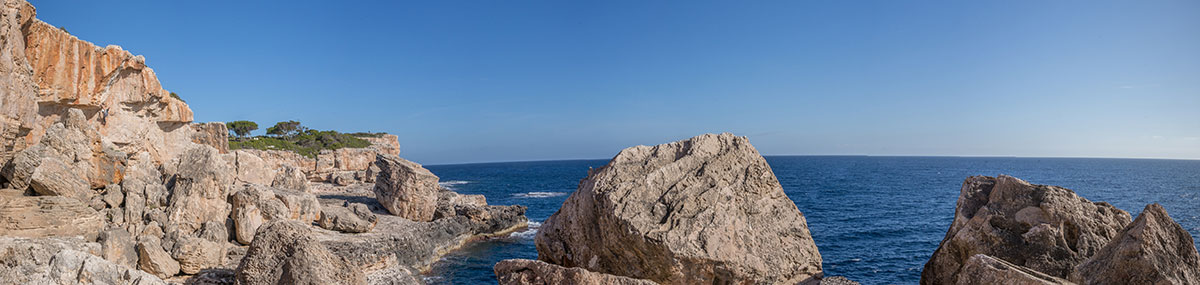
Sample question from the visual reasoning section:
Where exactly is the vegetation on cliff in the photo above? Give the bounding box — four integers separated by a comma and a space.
227, 120, 383, 158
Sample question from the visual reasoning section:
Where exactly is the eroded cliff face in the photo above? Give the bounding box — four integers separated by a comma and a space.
238, 134, 400, 182
0, 0, 192, 165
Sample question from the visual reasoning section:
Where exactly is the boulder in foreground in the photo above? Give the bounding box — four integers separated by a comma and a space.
0, 195, 104, 240
494, 259, 656, 285
956, 254, 1072, 285
536, 133, 823, 284
235, 220, 365, 285
921, 175, 1131, 283
1069, 203, 1200, 284
372, 154, 439, 222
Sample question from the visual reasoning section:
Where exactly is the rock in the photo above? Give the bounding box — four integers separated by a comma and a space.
235, 220, 365, 285
922, 175, 1132, 284
318, 202, 378, 233
233, 150, 276, 185
172, 236, 226, 275
274, 187, 321, 222
198, 220, 229, 243
810, 276, 861, 285
102, 183, 123, 208
330, 170, 357, 186
373, 154, 439, 221
190, 122, 229, 154
28, 154, 90, 199
535, 133, 822, 284
270, 165, 309, 192
165, 145, 234, 235
230, 184, 321, 244
137, 236, 180, 278
0, 236, 101, 282
1069, 203, 1200, 284
494, 259, 657, 285
0, 195, 105, 240
97, 228, 138, 268
44, 249, 166, 285
956, 254, 1072, 285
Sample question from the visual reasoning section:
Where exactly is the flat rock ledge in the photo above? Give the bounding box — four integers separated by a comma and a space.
495, 259, 657, 285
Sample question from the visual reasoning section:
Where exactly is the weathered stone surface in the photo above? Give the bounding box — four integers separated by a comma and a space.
97, 228, 138, 268
495, 259, 657, 285
28, 153, 90, 198
318, 202, 378, 233
165, 145, 234, 235
922, 175, 1132, 284
274, 187, 321, 222
235, 220, 365, 285
956, 254, 1072, 285
231, 184, 289, 245
373, 154, 439, 222
1069, 203, 1200, 284
329, 170, 357, 186
0, 236, 99, 282
45, 249, 167, 285
172, 236, 226, 275
0, 195, 104, 240
536, 133, 822, 284
270, 164, 308, 192
233, 150, 275, 185
190, 122, 228, 154
137, 236, 179, 278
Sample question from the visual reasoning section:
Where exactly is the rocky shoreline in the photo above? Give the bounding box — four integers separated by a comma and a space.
1, 1, 1198, 284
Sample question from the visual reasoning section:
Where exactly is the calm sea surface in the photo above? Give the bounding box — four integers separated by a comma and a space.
422, 156, 1200, 284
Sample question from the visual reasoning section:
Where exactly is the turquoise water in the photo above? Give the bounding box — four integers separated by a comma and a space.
423, 156, 1200, 284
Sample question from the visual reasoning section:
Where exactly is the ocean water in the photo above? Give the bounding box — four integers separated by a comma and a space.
423, 156, 1200, 284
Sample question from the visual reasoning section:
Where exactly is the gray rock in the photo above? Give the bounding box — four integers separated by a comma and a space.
0, 195, 105, 240
165, 145, 235, 236
136, 236, 179, 279
29, 155, 90, 199
318, 202, 378, 233
0, 236, 101, 282
270, 165, 309, 192
329, 170, 357, 186
372, 154, 439, 222
494, 259, 657, 285
536, 133, 823, 284
102, 183, 123, 208
231, 184, 291, 245
45, 249, 166, 285
921, 175, 1132, 284
98, 228, 138, 268
171, 236, 226, 275
1070, 203, 1200, 284
956, 254, 1072, 285
199, 220, 230, 243
235, 220, 365, 285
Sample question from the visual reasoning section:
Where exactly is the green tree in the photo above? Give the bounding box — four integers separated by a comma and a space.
226, 120, 258, 137
266, 120, 303, 136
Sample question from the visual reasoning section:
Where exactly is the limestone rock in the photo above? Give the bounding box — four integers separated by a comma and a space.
230, 184, 322, 244
165, 145, 234, 235
1069, 204, 1200, 284
274, 187, 321, 222
233, 150, 275, 185
373, 154, 439, 222
190, 122, 229, 154
0, 236, 100, 282
921, 175, 1132, 284
535, 133, 822, 284
172, 236, 226, 275
494, 259, 657, 285
0, 195, 104, 240
956, 254, 1072, 285
235, 220, 365, 285
270, 165, 308, 192
318, 202, 378, 233
136, 236, 179, 278
97, 228, 138, 268
45, 249, 166, 285
28, 154, 90, 198
330, 170, 357, 186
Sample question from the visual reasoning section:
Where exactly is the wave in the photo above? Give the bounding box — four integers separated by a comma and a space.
513, 192, 567, 198
438, 180, 471, 190
511, 221, 542, 239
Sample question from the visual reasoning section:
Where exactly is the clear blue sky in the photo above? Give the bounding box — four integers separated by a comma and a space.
32, 1, 1199, 164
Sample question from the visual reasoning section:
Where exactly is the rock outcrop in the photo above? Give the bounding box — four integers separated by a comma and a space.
922, 175, 1133, 284
535, 133, 823, 284
136, 236, 180, 278
373, 154, 439, 222
164, 145, 234, 235
956, 254, 1072, 285
235, 220, 366, 285
97, 228, 138, 268
0, 237, 164, 284
234, 134, 399, 184
1069, 203, 1200, 284
230, 183, 321, 244
318, 202, 378, 233
495, 259, 658, 285
0, 195, 104, 239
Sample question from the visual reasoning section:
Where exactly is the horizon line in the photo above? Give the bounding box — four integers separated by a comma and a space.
423, 154, 1200, 167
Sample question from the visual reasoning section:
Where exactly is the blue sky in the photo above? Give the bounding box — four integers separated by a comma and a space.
31, 1, 1199, 164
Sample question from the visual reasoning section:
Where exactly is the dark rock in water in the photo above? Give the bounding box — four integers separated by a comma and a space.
536, 133, 823, 284
922, 175, 1131, 284
956, 254, 1071, 285
494, 259, 657, 285
235, 220, 365, 285
373, 154, 440, 222
1070, 203, 1200, 284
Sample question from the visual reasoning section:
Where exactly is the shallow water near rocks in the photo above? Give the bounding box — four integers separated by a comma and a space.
423, 156, 1200, 284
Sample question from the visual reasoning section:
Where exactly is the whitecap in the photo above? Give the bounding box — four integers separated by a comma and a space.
438, 180, 471, 190
513, 192, 567, 198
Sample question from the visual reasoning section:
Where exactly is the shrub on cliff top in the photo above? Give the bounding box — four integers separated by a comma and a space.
229, 129, 372, 158
226, 121, 258, 137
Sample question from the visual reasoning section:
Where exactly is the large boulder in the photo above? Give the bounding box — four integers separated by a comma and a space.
44, 249, 166, 285
165, 145, 234, 235
318, 202, 378, 233
235, 220, 365, 285
230, 184, 319, 244
372, 154, 439, 222
956, 254, 1072, 285
136, 236, 180, 279
922, 175, 1132, 284
97, 228, 138, 268
536, 133, 823, 284
0, 236, 99, 282
271, 165, 309, 192
0, 195, 104, 240
233, 150, 276, 185
1069, 203, 1200, 284
495, 259, 657, 285
171, 236, 226, 274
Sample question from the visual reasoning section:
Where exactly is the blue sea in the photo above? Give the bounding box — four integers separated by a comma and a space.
422, 156, 1200, 284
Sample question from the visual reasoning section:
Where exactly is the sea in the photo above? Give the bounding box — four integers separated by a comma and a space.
421, 156, 1200, 284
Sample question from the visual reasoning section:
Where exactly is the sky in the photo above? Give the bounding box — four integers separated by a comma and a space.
30, 1, 1200, 165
